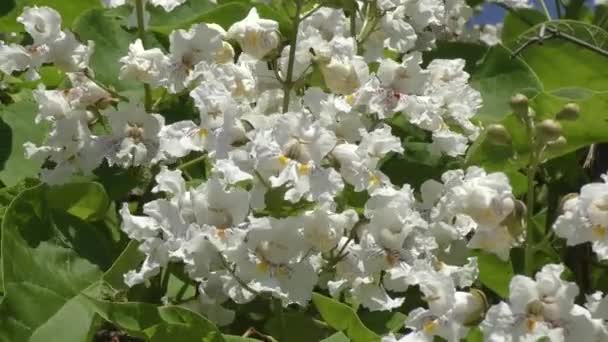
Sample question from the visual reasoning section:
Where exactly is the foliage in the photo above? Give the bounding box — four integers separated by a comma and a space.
1, 0, 608, 341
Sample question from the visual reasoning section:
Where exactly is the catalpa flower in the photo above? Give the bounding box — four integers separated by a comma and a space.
554, 175, 608, 260
227, 8, 280, 60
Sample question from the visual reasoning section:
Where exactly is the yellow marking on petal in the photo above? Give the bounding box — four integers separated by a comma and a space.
256, 260, 270, 273
198, 128, 208, 137
345, 93, 355, 105
298, 163, 311, 175
422, 320, 438, 334
526, 318, 537, 333
278, 154, 290, 167
216, 227, 227, 239
385, 251, 399, 266
369, 172, 380, 186
593, 224, 607, 239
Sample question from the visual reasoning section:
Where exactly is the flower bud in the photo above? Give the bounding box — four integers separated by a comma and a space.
545, 135, 567, 152
214, 41, 235, 64
535, 119, 562, 143
319, 58, 361, 95
510, 93, 529, 119
462, 289, 488, 326
485, 124, 512, 146
559, 193, 579, 214
556, 103, 580, 121
505, 200, 526, 238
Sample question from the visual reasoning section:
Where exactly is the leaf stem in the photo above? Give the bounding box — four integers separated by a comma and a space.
281, 0, 304, 113
134, 0, 152, 112
177, 154, 206, 171
523, 112, 539, 276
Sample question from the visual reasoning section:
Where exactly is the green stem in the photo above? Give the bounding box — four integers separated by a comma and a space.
537, 0, 552, 20
281, 0, 304, 113
177, 154, 206, 170
524, 114, 539, 276
134, 0, 152, 112
160, 263, 172, 299
273, 298, 287, 340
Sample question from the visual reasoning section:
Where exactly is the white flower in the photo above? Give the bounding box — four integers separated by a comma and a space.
104, 103, 164, 167
165, 23, 225, 92
554, 177, 608, 260
227, 8, 280, 60
0, 42, 35, 75
102, 0, 187, 12
18, 6, 63, 44
423, 167, 517, 260
227, 216, 318, 306
481, 264, 586, 341
302, 204, 358, 253
119, 39, 168, 86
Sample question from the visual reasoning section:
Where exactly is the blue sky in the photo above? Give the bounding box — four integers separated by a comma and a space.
472, 0, 596, 24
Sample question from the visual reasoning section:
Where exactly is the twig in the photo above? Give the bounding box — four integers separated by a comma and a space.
135, 0, 153, 112
511, 24, 608, 59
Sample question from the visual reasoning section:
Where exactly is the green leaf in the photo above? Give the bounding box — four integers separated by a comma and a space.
423, 41, 488, 73
0, 184, 119, 341
0, 90, 50, 187
466, 327, 484, 342
472, 250, 514, 298
102, 240, 144, 291
72, 8, 157, 91
0, 0, 101, 33
358, 311, 407, 335
507, 21, 608, 93
46, 182, 110, 221
312, 293, 380, 342
321, 332, 350, 342
265, 311, 330, 342
150, 1, 291, 38
501, 9, 546, 44
84, 297, 226, 341
148, 0, 215, 30
470, 45, 542, 123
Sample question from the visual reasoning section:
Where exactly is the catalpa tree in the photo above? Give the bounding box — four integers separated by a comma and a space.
1, 0, 608, 341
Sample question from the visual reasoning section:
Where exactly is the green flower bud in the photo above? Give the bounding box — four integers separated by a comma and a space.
463, 289, 489, 326
559, 193, 579, 214
535, 119, 562, 143
510, 93, 529, 119
556, 103, 580, 121
545, 135, 567, 152
485, 124, 512, 146
504, 200, 526, 238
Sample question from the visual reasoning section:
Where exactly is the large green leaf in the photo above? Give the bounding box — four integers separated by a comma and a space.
148, 0, 215, 29
501, 9, 546, 44
470, 45, 542, 123
0, 90, 49, 187
472, 250, 514, 298
507, 20, 608, 93
46, 182, 110, 221
0, 0, 101, 33
83, 297, 226, 341
72, 9, 151, 91
150, 1, 291, 37
0, 184, 119, 341
265, 311, 330, 342
311, 293, 380, 342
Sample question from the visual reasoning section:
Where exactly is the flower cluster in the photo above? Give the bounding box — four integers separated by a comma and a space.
3, 0, 606, 340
